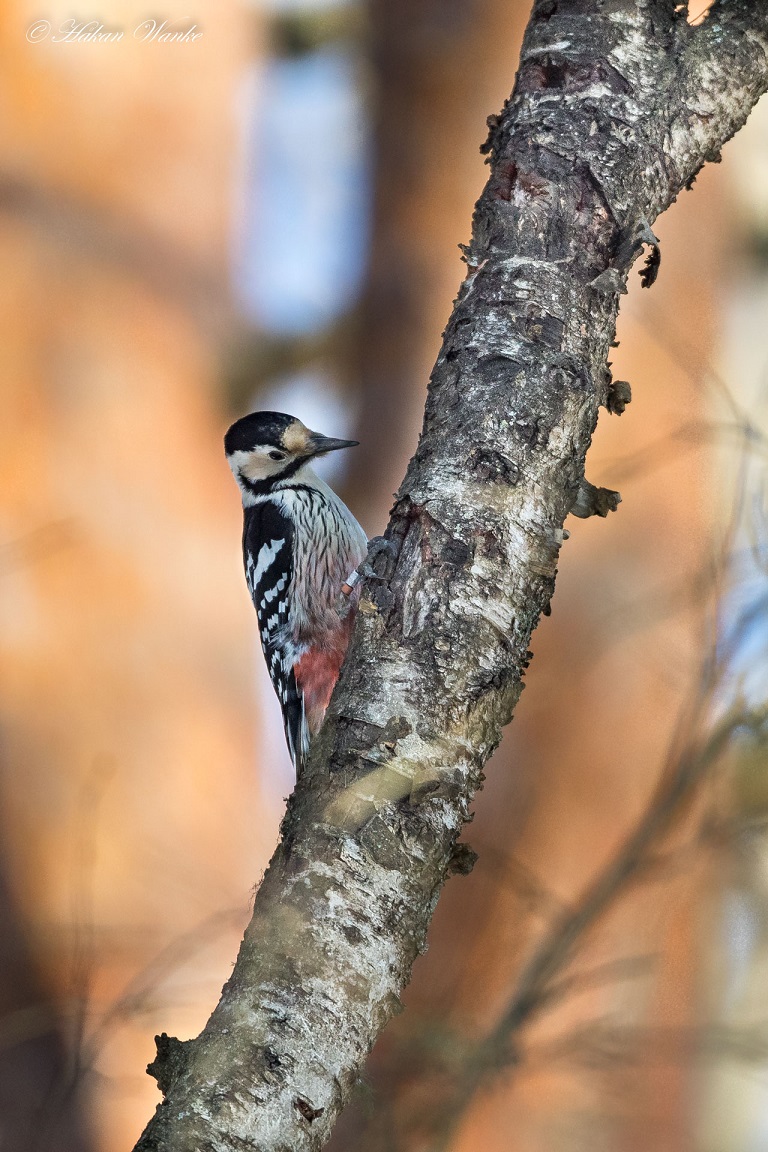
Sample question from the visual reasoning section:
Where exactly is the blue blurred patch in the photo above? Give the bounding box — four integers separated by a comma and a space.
235, 45, 369, 335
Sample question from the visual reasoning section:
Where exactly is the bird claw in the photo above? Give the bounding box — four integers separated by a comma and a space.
339, 537, 398, 616
340, 537, 397, 597
360, 536, 397, 581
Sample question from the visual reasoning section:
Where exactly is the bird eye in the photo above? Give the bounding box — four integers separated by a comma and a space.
268, 450, 286, 461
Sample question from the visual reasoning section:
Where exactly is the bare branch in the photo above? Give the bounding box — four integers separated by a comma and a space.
674, 3, 768, 184
424, 703, 768, 1151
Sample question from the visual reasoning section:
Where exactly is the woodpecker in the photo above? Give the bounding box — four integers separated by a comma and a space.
225, 411, 367, 774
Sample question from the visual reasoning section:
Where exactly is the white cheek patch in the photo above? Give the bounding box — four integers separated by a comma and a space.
227, 449, 251, 479
227, 447, 286, 485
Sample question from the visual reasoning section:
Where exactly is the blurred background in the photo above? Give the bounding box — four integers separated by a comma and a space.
1, 1, 767, 1149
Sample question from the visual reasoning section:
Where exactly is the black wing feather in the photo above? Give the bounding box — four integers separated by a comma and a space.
243, 501, 307, 772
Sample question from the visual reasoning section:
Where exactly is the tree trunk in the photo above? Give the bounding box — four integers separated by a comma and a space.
134, 4, 768, 1150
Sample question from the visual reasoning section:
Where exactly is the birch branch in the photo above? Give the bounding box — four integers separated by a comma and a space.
134, 3, 768, 1149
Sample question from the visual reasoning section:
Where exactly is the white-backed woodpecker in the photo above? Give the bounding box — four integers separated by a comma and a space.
225, 410, 367, 774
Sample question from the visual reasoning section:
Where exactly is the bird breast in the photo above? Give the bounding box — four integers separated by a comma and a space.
274, 482, 367, 643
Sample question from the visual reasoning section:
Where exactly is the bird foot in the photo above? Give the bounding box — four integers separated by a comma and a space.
341, 536, 397, 595
359, 536, 397, 580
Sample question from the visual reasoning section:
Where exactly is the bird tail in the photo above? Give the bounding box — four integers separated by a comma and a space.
283, 676, 310, 777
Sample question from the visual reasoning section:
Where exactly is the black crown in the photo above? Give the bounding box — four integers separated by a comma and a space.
224, 411, 296, 455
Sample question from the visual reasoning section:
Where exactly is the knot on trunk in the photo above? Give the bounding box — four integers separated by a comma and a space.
606, 379, 632, 415
448, 841, 479, 875
570, 480, 622, 519
147, 1032, 192, 1097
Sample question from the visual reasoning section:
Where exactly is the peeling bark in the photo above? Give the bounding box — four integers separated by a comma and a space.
134, 3, 768, 1150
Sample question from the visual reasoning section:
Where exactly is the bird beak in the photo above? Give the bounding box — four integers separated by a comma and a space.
305, 432, 359, 458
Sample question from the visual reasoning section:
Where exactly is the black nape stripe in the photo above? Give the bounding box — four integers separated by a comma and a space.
276, 483, 329, 497
275, 456, 307, 483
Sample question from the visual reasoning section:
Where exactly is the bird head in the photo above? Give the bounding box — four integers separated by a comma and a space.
224, 411, 358, 495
